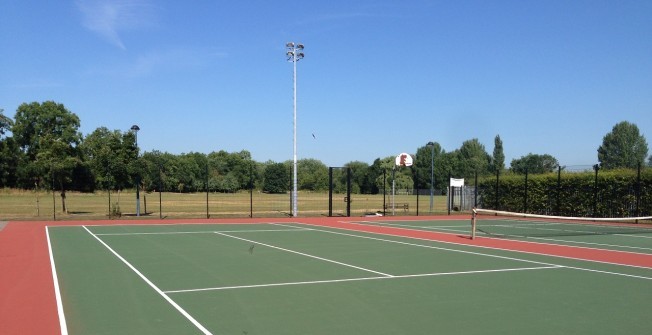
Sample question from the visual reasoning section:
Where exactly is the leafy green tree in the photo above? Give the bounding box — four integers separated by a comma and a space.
0, 109, 20, 187
458, 138, 491, 178
414, 142, 443, 190
342, 161, 372, 194
297, 158, 328, 191
12, 101, 83, 212
0, 109, 12, 137
82, 127, 137, 191
207, 150, 254, 192
263, 162, 290, 193
490, 135, 505, 174
597, 121, 649, 169
510, 153, 559, 174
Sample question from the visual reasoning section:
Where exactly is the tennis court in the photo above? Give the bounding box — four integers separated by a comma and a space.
44, 217, 652, 334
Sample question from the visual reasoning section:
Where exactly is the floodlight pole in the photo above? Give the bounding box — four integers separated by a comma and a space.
131, 125, 141, 217
427, 142, 435, 213
287, 42, 304, 217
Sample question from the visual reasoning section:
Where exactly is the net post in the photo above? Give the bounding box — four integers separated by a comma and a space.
471, 207, 477, 240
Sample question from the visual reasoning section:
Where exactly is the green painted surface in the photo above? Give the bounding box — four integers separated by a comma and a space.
49, 223, 652, 335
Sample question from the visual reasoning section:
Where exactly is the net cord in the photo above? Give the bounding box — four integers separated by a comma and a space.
473, 208, 652, 223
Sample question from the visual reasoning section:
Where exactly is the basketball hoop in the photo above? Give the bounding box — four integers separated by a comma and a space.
395, 153, 413, 167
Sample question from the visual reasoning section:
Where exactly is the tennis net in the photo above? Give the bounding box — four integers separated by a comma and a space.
471, 208, 652, 239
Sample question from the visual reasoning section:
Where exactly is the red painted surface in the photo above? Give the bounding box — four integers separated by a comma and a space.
0, 221, 59, 335
1, 215, 649, 334
300, 216, 652, 268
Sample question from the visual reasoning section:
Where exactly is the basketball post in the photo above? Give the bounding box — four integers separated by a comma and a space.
393, 153, 414, 216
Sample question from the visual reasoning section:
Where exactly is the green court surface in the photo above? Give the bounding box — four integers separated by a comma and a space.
48, 221, 652, 334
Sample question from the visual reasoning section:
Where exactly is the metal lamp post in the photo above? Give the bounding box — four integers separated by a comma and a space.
427, 142, 435, 213
131, 124, 140, 217
286, 42, 304, 217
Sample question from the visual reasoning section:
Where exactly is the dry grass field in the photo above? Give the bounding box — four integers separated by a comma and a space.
0, 189, 450, 221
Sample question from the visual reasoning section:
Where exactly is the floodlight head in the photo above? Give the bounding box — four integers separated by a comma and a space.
297, 52, 304, 59
131, 125, 140, 132
297, 44, 304, 50
427, 141, 434, 147
286, 42, 294, 48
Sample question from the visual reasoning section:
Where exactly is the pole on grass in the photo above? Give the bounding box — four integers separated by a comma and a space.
131, 125, 140, 217
286, 42, 304, 218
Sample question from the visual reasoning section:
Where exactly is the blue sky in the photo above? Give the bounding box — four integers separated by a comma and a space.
1, 0, 650, 167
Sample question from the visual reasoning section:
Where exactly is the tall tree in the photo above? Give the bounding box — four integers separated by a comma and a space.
297, 159, 328, 191
12, 101, 83, 212
510, 153, 559, 174
597, 121, 648, 169
82, 127, 137, 191
0, 109, 12, 137
262, 162, 290, 194
458, 138, 491, 178
490, 135, 505, 174
0, 109, 20, 187
414, 142, 443, 190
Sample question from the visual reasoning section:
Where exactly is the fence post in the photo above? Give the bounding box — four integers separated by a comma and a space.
524, 169, 529, 213
593, 164, 600, 216
346, 167, 351, 217
448, 172, 452, 215
328, 167, 333, 217
249, 163, 254, 218
556, 165, 561, 216
474, 171, 478, 208
158, 165, 163, 219
382, 169, 386, 215
415, 168, 419, 216
495, 169, 500, 210
206, 162, 209, 219
636, 162, 641, 217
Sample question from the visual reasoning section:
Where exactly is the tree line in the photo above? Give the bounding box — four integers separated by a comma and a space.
1, 101, 650, 212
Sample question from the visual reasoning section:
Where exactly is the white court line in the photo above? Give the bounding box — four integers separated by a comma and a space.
369, 221, 652, 252
46, 227, 68, 335
370, 221, 469, 234
215, 232, 393, 277
273, 223, 652, 278
271, 223, 559, 267
165, 265, 562, 294
95, 228, 310, 236
82, 226, 214, 335
517, 235, 652, 251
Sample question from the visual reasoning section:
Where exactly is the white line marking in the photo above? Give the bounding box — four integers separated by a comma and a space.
271, 223, 559, 267
273, 223, 652, 278
518, 236, 652, 251
214, 232, 393, 277
46, 227, 68, 335
82, 226, 213, 335
165, 266, 562, 294
95, 228, 310, 236
368, 221, 652, 251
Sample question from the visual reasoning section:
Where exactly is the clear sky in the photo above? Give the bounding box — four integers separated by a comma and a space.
1, 0, 651, 167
